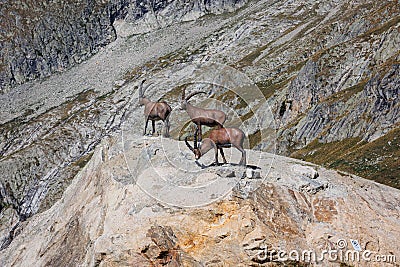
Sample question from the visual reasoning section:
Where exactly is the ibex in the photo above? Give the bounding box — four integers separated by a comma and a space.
138, 79, 172, 137
185, 126, 246, 166
180, 88, 226, 141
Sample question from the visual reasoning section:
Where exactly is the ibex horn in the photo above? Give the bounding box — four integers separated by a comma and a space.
185, 136, 194, 152
185, 91, 207, 101
194, 126, 199, 149
192, 125, 201, 149
138, 79, 146, 97
181, 88, 186, 100
142, 80, 153, 95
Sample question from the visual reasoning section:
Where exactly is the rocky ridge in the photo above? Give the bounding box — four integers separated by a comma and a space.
0, 134, 399, 266
0, 0, 399, 255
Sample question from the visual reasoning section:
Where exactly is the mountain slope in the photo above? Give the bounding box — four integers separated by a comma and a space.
0, 0, 245, 91
1, 136, 399, 266
0, 0, 399, 254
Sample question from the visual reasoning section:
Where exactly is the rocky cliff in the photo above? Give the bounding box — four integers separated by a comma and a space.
0, 0, 399, 260
0, 0, 245, 91
0, 0, 246, 250
0, 135, 399, 266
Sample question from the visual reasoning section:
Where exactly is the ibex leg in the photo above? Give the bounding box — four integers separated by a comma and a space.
197, 124, 203, 142
152, 120, 156, 135
164, 114, 171, 138
214, 146, 219, 165
236, 146, 246, 166
144, 118, 149, 135
194, 125, 200, 144
219, 148, 227, 164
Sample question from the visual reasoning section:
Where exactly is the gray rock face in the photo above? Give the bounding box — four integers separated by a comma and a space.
0, 88, 133, 250
0, 0, 246, 92
0, 0, 399, 255
279, 63, 400, 151
0, 0, 247, 250
0, 0, 125, 91
278, 45, 400, 151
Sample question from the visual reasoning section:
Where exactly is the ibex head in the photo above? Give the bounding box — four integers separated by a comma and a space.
180, 88, 207, 110
185, 134, 202, 160
138, 79, 151, 105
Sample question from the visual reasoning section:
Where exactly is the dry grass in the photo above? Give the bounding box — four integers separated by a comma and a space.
291, 128, 400, 189
324, 79, 368, 104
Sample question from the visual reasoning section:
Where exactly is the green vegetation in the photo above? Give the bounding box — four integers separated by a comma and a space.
173, 120, 192, 140
256, 78, 292, 99
235, 42, 271, 68
360, 15, 400, 39
291, 128, 400, 189
215, 90, 248, 110
74, 152, 94, 169
324, 79, 368, 104
248, 130, 262, 149
291, 137, 366, 164
240, 110, 255, 122
158, 84, 186, 103
61, 89, 96, 121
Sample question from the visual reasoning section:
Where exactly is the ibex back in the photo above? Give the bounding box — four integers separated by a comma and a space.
180, 88, 226, 141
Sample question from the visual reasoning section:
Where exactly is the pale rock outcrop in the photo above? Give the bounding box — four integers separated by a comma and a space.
0, 135, 398, 266
1, 0, 399, 256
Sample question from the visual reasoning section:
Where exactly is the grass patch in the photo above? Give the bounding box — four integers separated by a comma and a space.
329, 127, 400, 189
360, 15, 400, 39
158, 84, 186, 103
291, 137, 366, 165
256, 78, 292, 99
324, 79, 368, 104
169, 119, 193, 141
285, 113, 306, 130
235, 16, 320, 69
73, 152, 94, 169
240, 110, 254, 122
248, 130, 261, 149
123, 48, 192, 83
60, 89, 96, 120
215, 90, 248, 110
291, 127, 400, 189
235, 42, 271, 68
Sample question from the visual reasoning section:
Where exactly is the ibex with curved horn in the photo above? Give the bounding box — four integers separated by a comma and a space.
185, 126, 246, 166
180, 88, 227, 141
138, 79, 172, 137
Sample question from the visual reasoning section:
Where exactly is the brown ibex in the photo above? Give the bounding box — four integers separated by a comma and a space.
185, 126, 246, 166
138, 79, 172, 137
180, 88, 227, 141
